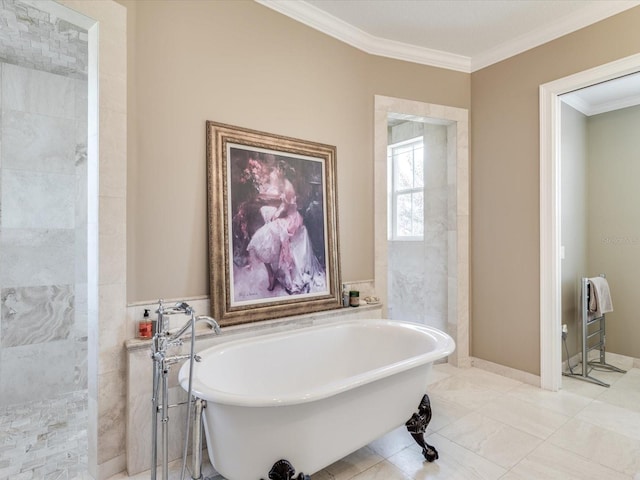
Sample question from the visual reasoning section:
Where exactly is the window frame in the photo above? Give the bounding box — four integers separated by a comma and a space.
387, 135, 425, 241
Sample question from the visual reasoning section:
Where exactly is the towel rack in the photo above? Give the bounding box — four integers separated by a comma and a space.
562, 274, 626, 387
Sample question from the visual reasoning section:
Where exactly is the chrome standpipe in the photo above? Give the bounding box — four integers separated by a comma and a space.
149, 300, 221, 480
191, 398, 206, 480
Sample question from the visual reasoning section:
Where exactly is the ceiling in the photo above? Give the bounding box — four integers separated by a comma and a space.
258, 0, 640, 114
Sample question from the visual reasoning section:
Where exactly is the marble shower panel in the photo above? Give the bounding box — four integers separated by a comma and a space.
1, 284, 74, 347
1, 169, 75, 228
0, 61, 88, 406
1, 63, 78, 118
2, 109, 77, 173
388, 122, 449, 332
0, 228, 75, 287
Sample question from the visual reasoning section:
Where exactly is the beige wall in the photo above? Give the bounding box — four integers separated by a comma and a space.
560, 104, 640, 361
122, 0, 640, 375
122, 0, 470, 303
587, 105, 640, 358
471, 6, 640, 374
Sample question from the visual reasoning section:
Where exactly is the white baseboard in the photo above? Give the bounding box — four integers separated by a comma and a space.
470, 357, 541, 387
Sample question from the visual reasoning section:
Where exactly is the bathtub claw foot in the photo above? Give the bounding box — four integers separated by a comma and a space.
262, 459, 310, 480
406, 394, 439, 462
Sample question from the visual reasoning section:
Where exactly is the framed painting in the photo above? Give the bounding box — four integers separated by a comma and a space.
206, 122, 342, 325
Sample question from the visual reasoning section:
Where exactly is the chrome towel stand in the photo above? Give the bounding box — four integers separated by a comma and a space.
563, 274, 626, 387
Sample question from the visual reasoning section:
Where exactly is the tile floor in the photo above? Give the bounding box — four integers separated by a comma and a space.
2, 358, 638, 479
108, 356, 640, 480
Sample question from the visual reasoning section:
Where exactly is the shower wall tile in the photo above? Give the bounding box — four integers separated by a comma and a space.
75, 78, 88, 143
75, 226, 88, 284
1, 169, 75, 229
0, 284, 74, 347
1, 109, 76, 174
2, 63, 76, 119
0, 228, 75, 287
424, 186, 449, 232
424, 124, 447, 188
0, 339, 77, 406
74, 334, 88, 388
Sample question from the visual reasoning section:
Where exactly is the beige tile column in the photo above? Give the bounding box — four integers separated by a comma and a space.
58, 2, 127, 478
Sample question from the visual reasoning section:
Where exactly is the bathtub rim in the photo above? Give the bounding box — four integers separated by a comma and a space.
178, 319, 455, 407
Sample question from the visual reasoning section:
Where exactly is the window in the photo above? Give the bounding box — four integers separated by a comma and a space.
388, 136, 424, 240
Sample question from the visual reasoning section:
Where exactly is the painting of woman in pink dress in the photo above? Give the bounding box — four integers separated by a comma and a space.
229, 148, 327, 304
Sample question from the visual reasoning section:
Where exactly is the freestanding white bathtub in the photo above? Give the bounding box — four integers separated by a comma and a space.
178, 319, 455, 480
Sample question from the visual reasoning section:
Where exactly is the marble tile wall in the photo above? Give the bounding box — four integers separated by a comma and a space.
374, 96, 470, 368
387, 122, 449, 333
0, 61, 88, 406
0, 0, 88, 79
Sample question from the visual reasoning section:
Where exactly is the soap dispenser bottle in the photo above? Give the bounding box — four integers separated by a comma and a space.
138, 308, 152, 339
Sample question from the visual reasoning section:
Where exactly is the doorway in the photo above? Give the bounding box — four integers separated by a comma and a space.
374, 95, 470, 367
539, 53, 640, 390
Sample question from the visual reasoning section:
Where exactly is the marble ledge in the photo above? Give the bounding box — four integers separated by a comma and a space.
124, 303, 384, 353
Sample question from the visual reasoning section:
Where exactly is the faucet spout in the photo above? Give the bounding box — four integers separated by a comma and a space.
196, 315, 222, 334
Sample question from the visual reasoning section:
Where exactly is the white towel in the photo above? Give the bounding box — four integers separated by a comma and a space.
588, 277, 613, 315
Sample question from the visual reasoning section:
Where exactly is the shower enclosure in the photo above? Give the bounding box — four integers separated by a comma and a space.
386, 117, 454, 333
0, 0, 89, 477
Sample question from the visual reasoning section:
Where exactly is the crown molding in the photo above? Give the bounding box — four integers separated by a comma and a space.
471, 1, 640, 71
587, 93, 640, 115
560, 95, 591, 116
563, 92, 640, 116
257, 0, 639, 74
255, 0, 471, 73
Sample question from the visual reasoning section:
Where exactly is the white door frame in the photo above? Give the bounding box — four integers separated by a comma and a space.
539, 53, 640, 391
374, 95, 470, 368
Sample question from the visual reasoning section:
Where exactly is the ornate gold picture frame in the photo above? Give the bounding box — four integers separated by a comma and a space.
206, 122, 342, 325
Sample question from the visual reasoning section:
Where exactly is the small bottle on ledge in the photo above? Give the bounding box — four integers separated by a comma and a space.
138, 308, 153, 339
349, 290, 359, 307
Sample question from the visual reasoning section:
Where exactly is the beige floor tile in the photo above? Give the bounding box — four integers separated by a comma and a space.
598, 368, 640, 413
101, 359, 640, 480
349, 460, 411, 479
498, 472, 528, 480
478, 395, 570, 439
576, 400, 640, 441
507, 442, 630, 480
320, 446, 384, 480
506, 383, 592, 417
427, 393, 474, 432
438, 412, 542, 469
590, 352, 635, 372
366, 427, 415, 459
387, 434, 506, 480
548, 417, 640, 476
561, 375, 609, 398
426, 375, 505, 411
455, 368, 523, 392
